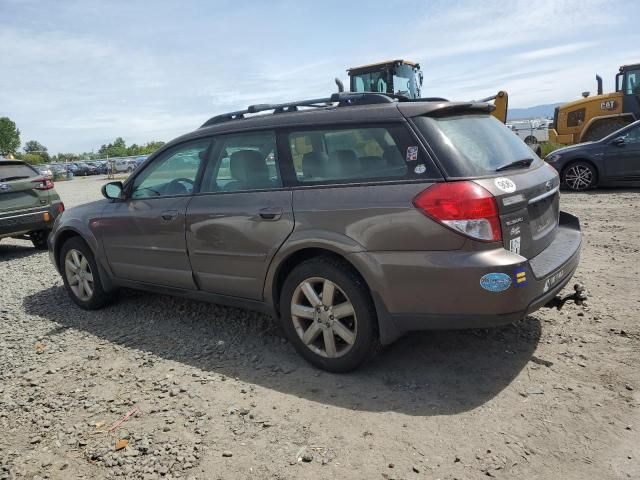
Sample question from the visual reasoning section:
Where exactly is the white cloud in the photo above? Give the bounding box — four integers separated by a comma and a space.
515, 42, 598, 60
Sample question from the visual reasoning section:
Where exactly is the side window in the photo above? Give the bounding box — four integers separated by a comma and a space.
288, 126, 409, 183
131, 139, 209, 199
622, 125, 640, 144
567, 108, 585, 128
201, 130, 281, 193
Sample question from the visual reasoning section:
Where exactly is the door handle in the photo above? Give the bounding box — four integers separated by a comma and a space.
161, 210, 179, 221
258, 207, 283, 220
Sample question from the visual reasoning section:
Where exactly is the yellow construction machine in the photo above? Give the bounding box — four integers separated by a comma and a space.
550, 63, 640, 145
344, 59, 509, 123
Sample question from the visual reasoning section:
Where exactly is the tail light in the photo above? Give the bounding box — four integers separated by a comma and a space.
413, 181, 502, 242
56, 202, 65, 213
32, 177, 54, 190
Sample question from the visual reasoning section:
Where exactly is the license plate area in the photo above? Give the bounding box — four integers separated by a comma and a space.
528, 194, 558, 240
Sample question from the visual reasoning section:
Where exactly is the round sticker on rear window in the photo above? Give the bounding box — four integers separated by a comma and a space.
494, 177, 516, 193
414, 164, 426, 174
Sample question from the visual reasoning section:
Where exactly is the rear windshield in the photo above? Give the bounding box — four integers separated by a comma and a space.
0, 163, 38, 181
414, 114, 542, 177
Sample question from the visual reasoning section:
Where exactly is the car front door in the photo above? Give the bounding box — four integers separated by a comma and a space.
98, 138, 210, 289
186, 130, 294, 300
603, 123, 640, 179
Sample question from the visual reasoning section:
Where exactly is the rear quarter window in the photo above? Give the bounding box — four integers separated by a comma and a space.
287, 124, 439, 184
414, 114, 541, 177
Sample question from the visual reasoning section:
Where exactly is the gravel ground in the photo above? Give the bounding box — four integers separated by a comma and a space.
1, 175, 639, 479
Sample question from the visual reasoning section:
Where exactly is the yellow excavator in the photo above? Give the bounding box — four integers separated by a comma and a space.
343, 59, 509, 123
549, 63, 640, 145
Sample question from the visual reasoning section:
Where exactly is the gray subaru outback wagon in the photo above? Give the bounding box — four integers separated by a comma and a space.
49, 92, 582, 372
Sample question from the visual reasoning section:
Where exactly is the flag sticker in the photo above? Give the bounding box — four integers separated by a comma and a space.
514, 267, 528, 287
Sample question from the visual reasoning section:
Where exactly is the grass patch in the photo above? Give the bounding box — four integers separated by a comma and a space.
540, 142, 564, 158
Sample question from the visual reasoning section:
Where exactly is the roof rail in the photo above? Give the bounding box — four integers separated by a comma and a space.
200, 92, 397, 128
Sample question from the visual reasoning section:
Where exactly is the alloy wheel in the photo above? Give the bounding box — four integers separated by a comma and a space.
564, 164, 594, 191
290, 277, 357, 358
65, 249, 94, 301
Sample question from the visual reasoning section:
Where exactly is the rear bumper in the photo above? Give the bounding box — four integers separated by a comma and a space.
349, 211, 582, 344
0, 203, 63, 239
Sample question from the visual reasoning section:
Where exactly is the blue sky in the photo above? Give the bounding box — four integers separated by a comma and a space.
1, 0, 639, 153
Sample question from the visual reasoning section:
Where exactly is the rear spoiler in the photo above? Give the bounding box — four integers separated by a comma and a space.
397, 101, 495, 118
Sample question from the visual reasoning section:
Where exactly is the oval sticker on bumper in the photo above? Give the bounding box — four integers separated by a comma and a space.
480, 273, 512, 292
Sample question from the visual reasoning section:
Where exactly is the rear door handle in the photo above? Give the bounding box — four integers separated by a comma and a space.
161, 210, 179, 221
258, 207, 283, 220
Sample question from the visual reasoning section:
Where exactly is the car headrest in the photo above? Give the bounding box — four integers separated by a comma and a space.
330, 149, 360, 176
302, 151, 328, 179
229, 150, 268, 182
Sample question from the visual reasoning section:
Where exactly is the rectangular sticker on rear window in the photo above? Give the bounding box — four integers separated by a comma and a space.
406, 146, 418, 162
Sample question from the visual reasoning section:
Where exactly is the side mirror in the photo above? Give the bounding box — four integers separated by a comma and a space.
612, 136, 626, 146
101, 181, 124, 200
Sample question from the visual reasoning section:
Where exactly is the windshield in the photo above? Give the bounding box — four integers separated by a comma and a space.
414, 114, 542, 177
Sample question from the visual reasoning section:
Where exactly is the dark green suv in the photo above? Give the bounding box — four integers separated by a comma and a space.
0, 159, 65, 249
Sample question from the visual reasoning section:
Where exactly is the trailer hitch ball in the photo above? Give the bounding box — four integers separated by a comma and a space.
545, 283, 588, 310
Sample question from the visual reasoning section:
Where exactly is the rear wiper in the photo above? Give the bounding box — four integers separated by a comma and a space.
0, 175, 30, 182
495, 158, 533, 172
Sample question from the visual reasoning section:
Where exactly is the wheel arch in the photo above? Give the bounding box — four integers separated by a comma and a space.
579, 114, 634, 142
270, 247, 372, 318
54, 227, 116, 292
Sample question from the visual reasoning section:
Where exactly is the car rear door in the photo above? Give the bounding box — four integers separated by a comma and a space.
0, 162, 47, 214
186, 130, 294, 300
98, 139, 210, 289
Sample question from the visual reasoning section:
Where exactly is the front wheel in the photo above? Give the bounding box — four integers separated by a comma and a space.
280, 258, 379, 372
562, 161, 598, 191
60, 237, 116, 310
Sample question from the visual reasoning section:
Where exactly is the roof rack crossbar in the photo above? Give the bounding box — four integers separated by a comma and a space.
200, 92, 398, 128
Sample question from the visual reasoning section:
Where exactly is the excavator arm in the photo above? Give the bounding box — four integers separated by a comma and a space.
479, 91, 509, 123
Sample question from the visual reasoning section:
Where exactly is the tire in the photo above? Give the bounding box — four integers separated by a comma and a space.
30, 230, 50, 250
524, 135, 538, 146
59, 237, 116, 310
562, 161, 598, 191
279, 257, 379, 373
582, 119, 629, 142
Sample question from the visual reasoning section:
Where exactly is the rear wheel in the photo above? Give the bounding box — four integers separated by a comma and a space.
582, 119, 629, 142
280, 257, 379, 372
30, 229, 50, 250
563, 161, 598, 191
60, 237, 116, 309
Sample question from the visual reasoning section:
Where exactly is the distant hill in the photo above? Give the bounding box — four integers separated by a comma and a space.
508, 103, 563, 120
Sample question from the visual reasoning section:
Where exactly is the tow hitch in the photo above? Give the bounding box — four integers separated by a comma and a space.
545, 283, 587, 310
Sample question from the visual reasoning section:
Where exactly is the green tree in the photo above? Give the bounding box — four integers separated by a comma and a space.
23, 140, 50, 162
0, 117, 21, 156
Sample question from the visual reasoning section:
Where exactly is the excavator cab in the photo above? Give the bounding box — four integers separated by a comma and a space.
346, 59, 508, 125
348, 60, 423, 99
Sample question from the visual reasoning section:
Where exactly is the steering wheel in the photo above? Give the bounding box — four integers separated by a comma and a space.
165, 177, 195, 195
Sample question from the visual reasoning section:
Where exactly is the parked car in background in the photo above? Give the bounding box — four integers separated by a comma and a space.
545, 119, 640, 190
0, 159, 65, 249
36, 164, 53, 178
49, 92, 582, 372
134, 156, 148, 169
111, 158, 136, 173
72, 162, 93, 176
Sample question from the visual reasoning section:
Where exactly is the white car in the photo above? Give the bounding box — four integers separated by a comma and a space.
507, 119, 551, 145
109, 158, 136, 173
